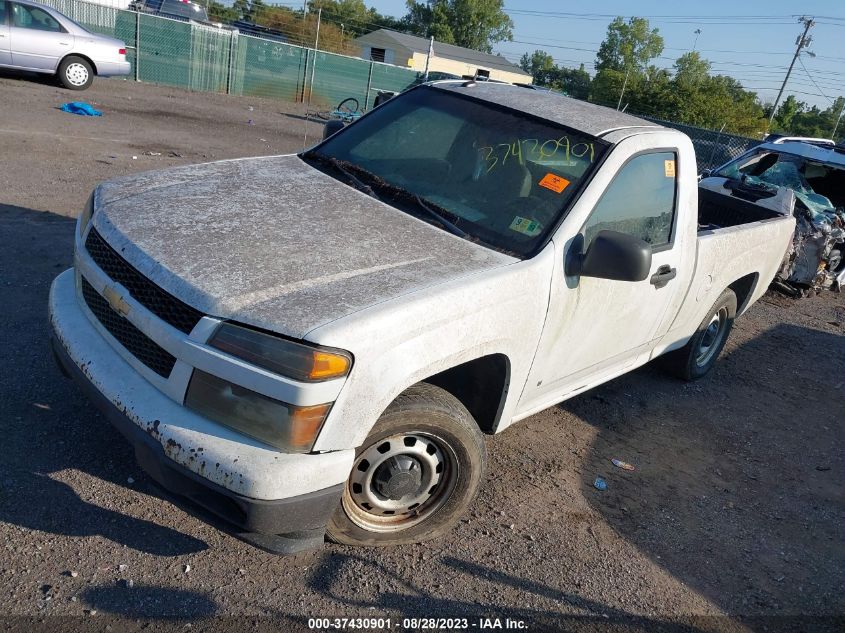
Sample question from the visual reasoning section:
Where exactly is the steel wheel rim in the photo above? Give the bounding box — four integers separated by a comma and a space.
66, 63, 89, 86
695, 307, 728, 367
343, 432, 458, 533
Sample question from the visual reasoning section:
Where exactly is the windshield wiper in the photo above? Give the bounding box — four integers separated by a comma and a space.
302, 151, 381, 201
303, 152, 468, 239
409, 195, 467, 238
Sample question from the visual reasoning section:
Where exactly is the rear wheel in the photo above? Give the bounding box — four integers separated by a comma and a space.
326, 383, 486, 546
661, 288, 737, 381
58, 56, 93, 90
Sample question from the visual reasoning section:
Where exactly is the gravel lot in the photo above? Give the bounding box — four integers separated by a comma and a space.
1, 73, 843, 632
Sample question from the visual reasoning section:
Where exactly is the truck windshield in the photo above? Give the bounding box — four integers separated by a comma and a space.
303, 86, 609, 257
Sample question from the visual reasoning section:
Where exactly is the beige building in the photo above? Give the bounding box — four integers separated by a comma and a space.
354, 29, 531, 85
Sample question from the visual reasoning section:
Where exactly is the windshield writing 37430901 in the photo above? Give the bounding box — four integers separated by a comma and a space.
478, 137, 596, 174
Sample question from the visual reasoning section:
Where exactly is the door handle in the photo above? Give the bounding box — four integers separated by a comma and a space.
59, 42, 70, 45
650, 265, 677, 287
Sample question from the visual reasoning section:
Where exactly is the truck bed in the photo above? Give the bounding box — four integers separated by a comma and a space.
698, 185, 784, 231
657, 185, 795, 356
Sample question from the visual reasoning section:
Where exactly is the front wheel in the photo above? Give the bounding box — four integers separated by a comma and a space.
661, 288, 737, 381
58, 56, 94, 90
326, 383, 486, 546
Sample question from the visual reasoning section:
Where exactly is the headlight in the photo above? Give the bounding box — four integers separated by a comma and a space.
208, 322, 352, 382
78, 191, 95, 237
185, 370, 331, 452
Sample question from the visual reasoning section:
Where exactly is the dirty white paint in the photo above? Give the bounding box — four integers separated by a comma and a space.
50, 118, 794, 502
93, 155, 514, 340
49, 270, 354, 500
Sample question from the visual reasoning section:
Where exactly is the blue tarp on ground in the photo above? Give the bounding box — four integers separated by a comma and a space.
60, 102, 103, 116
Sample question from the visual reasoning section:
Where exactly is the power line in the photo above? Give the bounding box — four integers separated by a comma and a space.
798, 55, 834, 105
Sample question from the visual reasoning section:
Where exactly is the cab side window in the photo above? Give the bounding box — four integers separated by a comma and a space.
583, 151, 677, 248
12, 3, 64, 32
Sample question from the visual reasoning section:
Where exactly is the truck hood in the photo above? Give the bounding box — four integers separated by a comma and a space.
91, 155, 515, 339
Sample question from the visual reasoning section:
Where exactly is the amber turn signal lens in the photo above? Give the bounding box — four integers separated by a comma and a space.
309, 351, 351, 380
209, 322, 352, 382
288, 403, 332, 451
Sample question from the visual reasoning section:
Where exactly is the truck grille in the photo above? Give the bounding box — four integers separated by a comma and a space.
81, 277, 177, 378
84, 229, 204, 334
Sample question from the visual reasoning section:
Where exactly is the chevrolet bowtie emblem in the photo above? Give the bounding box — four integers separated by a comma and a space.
102, 285, 131, 318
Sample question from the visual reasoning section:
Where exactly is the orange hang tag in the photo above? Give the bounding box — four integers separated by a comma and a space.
664, 159, 676, 177
538, 173, 570, 193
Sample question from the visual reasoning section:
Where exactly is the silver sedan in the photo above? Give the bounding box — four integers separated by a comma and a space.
0, 0, 130, 90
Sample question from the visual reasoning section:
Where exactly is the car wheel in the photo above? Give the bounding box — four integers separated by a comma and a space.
326, 383, 486, 546
58, 56, 94, 90
661, 288, 737, 381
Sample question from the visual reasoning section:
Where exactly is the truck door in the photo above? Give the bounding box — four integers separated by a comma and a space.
9, 2, 71, 71
518, 134, 696, 415
0, 2, 11, 66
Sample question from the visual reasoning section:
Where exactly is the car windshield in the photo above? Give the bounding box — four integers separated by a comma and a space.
715, 148, 845, 219
303, 86, 609, 257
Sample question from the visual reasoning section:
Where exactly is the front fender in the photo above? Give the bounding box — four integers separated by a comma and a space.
307, 247, 555, 451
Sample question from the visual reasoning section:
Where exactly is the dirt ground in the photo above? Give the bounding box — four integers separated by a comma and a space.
0, 73, 843, 632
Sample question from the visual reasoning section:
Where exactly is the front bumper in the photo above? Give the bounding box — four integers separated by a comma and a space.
49, 269, 352, 554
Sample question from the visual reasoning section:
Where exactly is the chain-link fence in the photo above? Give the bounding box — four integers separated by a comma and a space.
640, 116, 761, 172
38, 0, 421, 108
39, 0, 762, 168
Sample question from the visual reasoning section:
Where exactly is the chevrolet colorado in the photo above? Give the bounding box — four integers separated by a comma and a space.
49, 81, 795, 553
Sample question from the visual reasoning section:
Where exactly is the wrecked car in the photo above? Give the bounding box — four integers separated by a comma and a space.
701, 141, 845, 292
50, 82, 794, 554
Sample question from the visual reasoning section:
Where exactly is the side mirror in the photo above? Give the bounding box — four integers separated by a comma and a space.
323, 119, 345, 140
699, 169, 712, 180
565, 230, 652, 282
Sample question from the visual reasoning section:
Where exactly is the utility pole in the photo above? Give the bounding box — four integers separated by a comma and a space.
833, 100, 845, 140
306, 8, 321, 108
423, 36, 434, 81
769, 16, 815, 127
616, 67, 630, 111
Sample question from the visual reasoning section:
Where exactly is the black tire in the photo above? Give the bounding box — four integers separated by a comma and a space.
661, 288, 737, 381
336, 97, 359, 113
326, 383, 486, 546
58, 56, 94, 90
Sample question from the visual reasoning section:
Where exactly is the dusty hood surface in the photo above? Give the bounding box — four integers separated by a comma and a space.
92, 155, 514, 339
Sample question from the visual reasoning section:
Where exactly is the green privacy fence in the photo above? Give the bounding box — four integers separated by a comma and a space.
38, 0, 420, 107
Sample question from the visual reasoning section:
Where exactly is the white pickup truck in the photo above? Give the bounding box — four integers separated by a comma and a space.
49, 82, 794, 553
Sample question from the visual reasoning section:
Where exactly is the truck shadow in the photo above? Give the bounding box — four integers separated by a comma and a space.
562, 319, 844, 622
0, 203, 207, 556
300, 551, 709, 632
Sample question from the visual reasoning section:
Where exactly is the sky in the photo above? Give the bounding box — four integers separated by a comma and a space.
359, 0, 845, 110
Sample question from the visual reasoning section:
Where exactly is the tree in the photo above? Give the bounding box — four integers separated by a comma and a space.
674, 51, 710, 88
595, 17, 663, 74
589, 69, 627, 107
207, 0, 239, 23
232, 0, 265, 22
402, 0, 513, 52
552, 64, 591, 99
307, 0, 403, 37
519, 50, 556, 85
